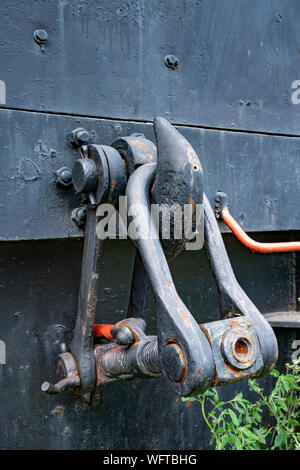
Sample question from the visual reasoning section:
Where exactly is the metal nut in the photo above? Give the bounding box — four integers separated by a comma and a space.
71, 206, 87, 228
70, 128, 91, 148
54, 167, 73, 188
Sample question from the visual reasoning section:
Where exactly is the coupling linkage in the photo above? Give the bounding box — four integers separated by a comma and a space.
42, 118, 278, 403
42, 132, 158, 399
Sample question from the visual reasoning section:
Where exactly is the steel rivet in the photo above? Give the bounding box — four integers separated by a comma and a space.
164, 55, 178, 69
34, 29, 48, 45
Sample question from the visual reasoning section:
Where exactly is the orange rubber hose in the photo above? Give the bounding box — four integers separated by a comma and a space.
222, 207, 300, 253
93, 324, 114, 340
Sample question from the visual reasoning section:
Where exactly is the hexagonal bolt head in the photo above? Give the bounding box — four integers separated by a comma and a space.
54, 167, 73, 188
69, 128, 91, 148
34, 29, 48, 45
164, 55, 178, 69
71, 206, 87, 228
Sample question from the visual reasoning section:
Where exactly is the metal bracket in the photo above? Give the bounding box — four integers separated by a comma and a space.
41, 118, 278, 401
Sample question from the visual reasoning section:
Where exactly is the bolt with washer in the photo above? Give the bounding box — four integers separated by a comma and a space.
70, 128, 91, 148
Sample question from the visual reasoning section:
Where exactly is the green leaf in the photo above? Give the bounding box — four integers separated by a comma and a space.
270, 369, 280, 378
213, 392, 219, 403
228, 409, 239, 426
287, 419, 300, 426
274, 430, 286, 448
181, 396, 197, 402
228, 421, 235, 431
253, 428, 266, 445
274, 397, 288, 412
216, 401, 225, 408
241, 428, 259, 442
216, 427, 225, 434
234, 392, 243, 401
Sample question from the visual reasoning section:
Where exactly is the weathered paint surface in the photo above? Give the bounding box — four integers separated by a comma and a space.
0, 238, 299, 449
1, 0, 300, 135
1, 110, 300, 240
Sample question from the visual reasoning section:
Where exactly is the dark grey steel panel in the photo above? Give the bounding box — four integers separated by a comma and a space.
1, 0, 300, 134
0, 237, 297, 449
264, 312, 300, 328
1, 108, 300, 241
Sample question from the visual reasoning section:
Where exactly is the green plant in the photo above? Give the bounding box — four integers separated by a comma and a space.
182, 360, 300, 450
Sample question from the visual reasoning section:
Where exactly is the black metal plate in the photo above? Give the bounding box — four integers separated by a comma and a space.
1, 1, 300, 135
1, 109, 300, 240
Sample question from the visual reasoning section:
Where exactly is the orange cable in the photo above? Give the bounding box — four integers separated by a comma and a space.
222, 207, 300, 253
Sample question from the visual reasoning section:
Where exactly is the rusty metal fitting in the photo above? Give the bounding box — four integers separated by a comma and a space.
41, 352, 80, 395
222, 328, 255, 370
94, 334, 161, 387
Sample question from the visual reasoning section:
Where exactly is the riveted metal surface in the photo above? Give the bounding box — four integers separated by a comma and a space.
1, 110, 300, 241
1, 1, 300, 135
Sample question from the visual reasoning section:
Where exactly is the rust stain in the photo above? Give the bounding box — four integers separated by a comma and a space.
51, 406, 64, 419
82, 327, 86, 335
179, 309, 191, 324
235, 340, 248, 356
111, 180, 116, 189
